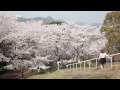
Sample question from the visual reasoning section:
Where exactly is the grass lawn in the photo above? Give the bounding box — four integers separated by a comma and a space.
26, 70, 75, 79
26, 64, 95, 79
26, 69, 120, 79
25, 62, 120, 79
88, 74, 113, 79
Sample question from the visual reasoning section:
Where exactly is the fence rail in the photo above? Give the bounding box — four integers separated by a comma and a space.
57, 53, 120, 72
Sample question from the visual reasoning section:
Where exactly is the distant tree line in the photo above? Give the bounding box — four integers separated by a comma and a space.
49, 21, 63, 25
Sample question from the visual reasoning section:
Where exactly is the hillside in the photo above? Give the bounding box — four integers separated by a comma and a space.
17, 16, 100, 27
27, 62, 120, 79
17, 16, 60, 23
0, 12, 107, 79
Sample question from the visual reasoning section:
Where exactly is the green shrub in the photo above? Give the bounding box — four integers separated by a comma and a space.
49, 21, 63, 25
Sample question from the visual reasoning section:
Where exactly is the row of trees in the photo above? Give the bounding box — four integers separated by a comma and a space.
0, 12, 107, 71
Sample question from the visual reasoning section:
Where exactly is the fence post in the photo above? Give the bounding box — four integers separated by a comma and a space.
73, 64, 74, 72
84, 62, 85, 70
80, 63, 81, 70
111, 56, 113, 69
96, 59, 97, 69
70, 64, 71, 72
76, 63, 77, 71
89, 61, 91, 69
66, 65, 68, 72
57, 64, 60, 70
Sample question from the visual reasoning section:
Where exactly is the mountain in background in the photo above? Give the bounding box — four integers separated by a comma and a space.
17, 16, 60, 23
75, 22, 87, 26
90, 23, 101, 27
76, 22, 101, 27
17, 16, 101, 27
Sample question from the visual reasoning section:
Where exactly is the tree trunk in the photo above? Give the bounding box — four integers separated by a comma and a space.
21, 67, 24, 77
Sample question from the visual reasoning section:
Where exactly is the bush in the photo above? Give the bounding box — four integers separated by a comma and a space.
49, 21, 63, 25
114, 55, 120, 62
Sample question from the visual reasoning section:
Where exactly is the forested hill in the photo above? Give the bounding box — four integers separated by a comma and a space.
100, 11, 120, 54
17, 16, 61, 23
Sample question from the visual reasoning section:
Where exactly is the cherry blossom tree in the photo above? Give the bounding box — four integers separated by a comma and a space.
0, 12, 107, 71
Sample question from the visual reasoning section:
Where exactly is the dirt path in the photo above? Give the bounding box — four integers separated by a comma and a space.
0, 68, 29, 79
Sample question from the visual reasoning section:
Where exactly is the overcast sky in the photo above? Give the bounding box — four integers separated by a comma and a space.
11, 11, 111, 23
